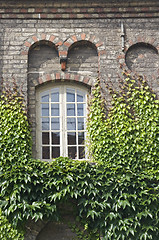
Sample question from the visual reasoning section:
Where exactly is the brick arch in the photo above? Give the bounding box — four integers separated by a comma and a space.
117, 36, 159, 71
21, 34, 63, 56
35, 72, 93, 87
58, 33, 106, 59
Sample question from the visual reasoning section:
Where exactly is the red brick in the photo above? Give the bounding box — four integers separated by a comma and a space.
83, 77, 89, 84
69, 14, 77, 18
56, 73, 61, 80
96, 41, 103, 48
20, 8, 27, 13
24, 41, 31, 47
38, 78, 43, 84
50, 8, 57, 13
59, 51, 67, 56
98, 50, 106, 56
35, 8, 43, 13
74, 75, 80, 81
46, 74, 51, 81
21, 51, 27, 55
71, 35, 77, 42
65, 73, 70, 80
41, 33, 46, 40
64, 41, 71, 47
81, 33, 86, 40
56, 41, 63, 46
32, 36, 38, 43
49, 35, 56, 42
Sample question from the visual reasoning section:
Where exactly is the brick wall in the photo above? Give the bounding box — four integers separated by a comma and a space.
0, 1, 159, 238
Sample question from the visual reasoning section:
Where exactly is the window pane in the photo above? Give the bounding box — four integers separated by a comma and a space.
42, 146, 50, 159
67, 104, 75, 116
67, 118, 76, 130
42, 118, 50, 130
42, 132, 49, 145
51, 104, 59, 116
68, 147, 77, 159
67, 132, 76, 145
78, 132, 85, 145
77, 91, 84, 102
51, 118, 60, 130
52, 147, 60, 158
79, 147, 85, 159
52, 132, 60, 145
51, 90, 59, 102
42, 94, 49, 102
77, 104, 84, 116
78, 118, 85, 130
67, 89, 75, 102
42, 103, 49, 116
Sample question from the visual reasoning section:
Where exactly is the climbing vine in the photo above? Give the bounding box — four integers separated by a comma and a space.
0, 74, 159, 239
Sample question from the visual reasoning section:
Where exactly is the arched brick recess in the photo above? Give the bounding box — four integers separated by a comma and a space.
66, 40, 99, 79
117, 36, 159, 71
58, 33, 106, 59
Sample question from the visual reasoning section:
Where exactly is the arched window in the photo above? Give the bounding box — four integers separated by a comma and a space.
36, 83, 88, 160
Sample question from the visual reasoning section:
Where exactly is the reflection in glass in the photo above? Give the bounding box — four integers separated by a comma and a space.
52, 147, 60, 158
68, 147, 77, 159
51, 104, 59, 116
78, 132, 84, 145
79, 146, 85, 159
42, 146, 50, 159
42, 132, 49, 145
77, 91, 84, 102
67, 118, 76, 130
51, 118, 60, 130
67, 104, 75, 116
42, 94, 49, 102
42, 104, 49, 116
52, 132, 60, 145
42, 118, 50, 130
78, 118, 85, 130
67, 89, 75, 102
77, 104, 84, 116
51, 91, 59, 102
67, 132, 76, 145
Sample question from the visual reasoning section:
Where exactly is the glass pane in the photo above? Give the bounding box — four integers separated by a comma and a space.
51, 104, 59, 116
67, 132, 76, 145
77, 104, 84, 116
52, 147, 60, 158
77, 91, 84, 102
51, 118, 60, 130
42, 132, 49, 145
78, 132, 85, 145
51, 90, 59, 102
68, 147, 77, 159
67, 89, 75, 102
42, 103, 49, 116
67, 104, 75, 116
41, 94, 49, 102
52, 132, 60, 145
67, 118, 76, 130
79, 147, 85, 159
42, 146, 50, 159
78, 118, 85, 130
42, 118, 50, 130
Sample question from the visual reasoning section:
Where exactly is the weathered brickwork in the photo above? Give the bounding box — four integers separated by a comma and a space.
0, 0, 159, 238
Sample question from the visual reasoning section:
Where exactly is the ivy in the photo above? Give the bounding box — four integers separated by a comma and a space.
0, 74, 159, 239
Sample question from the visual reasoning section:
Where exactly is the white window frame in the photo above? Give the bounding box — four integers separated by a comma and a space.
36, 82, 88, 161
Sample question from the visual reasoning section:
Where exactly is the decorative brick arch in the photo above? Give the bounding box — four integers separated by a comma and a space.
58, 32, 106, 59
34, 72, 93, 87
21, 33, 63, 56
117, 36, 159, 71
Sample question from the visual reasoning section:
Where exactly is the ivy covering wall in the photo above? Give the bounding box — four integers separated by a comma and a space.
0, 74, 159, 240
